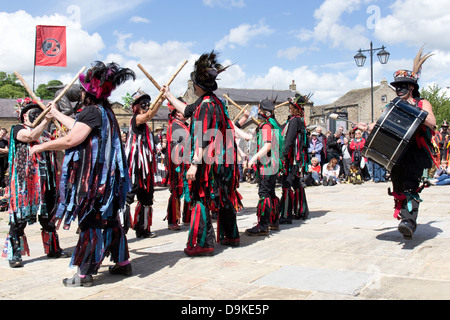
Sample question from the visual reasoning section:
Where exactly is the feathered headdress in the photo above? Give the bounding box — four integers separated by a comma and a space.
79, 61, 136, 99
413, 46, 434, 78
391, 45, 433, 98
288, 93, 313, 110
190, 50, 231, 91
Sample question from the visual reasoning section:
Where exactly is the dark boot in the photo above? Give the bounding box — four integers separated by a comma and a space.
42, 230, 71, 258
398, 198, 419, 239
8, 236, 23, 268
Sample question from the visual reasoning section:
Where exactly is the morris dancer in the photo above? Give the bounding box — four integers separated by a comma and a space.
246, 99, 283, 235
4, 101, 69, 268
31, 61, 135, 286
162, 50, 241, 256
166, 97, 190, 230
279, 94, 310, 224
358, 47, 436, 239
124, 90, 162, 238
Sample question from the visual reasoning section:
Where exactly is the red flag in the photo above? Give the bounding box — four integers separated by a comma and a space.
35, 25, 67, 67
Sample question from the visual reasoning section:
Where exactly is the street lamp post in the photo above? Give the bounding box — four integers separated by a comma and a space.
354, 41, 390, 122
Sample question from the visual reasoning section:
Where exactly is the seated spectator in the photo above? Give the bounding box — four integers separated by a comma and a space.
347, 161, 363, 184
431, 160, 450, 185
305, 157, 321, 186
322, 158, 340, 186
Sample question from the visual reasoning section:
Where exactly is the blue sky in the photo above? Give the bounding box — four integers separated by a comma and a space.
1, 0, 450, 106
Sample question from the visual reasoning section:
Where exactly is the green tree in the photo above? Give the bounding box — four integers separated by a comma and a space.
0, 72, 27, 98
36, 79, 63, 100
420, 84, 450, 128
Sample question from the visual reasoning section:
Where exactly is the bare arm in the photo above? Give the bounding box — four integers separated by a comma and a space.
135, 99, 164, 126
421, 99, 436, 129
16, 117, 52, 144
161, 85, 186, 115
48, 102, 76, 129
248, 142, 272, 166
30, 121, 92, 155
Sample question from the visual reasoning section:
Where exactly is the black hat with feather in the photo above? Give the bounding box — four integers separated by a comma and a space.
190, 50, 230, 92
390, 46, 433, 98
79, 61, 136, 100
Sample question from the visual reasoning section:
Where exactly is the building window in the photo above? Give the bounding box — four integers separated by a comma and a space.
381, 95, 387, 103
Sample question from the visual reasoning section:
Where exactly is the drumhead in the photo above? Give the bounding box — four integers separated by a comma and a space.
362, 97, 428, 171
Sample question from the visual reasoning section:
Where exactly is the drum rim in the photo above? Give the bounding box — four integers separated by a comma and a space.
363, 97, 428, 171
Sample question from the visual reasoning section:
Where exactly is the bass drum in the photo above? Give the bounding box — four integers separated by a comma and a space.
362, 97, 428, 172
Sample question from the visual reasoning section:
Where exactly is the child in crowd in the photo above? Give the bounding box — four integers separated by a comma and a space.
322, 158, 340, 186
348, 161, 363, 184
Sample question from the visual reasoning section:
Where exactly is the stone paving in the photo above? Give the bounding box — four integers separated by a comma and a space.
1, 180, 449, 301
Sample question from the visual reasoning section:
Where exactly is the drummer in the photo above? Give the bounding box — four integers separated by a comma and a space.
357, 48, 436, 239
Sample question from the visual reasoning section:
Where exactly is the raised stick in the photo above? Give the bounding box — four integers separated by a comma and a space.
30, 66, 86, 129
14, 71, 64, 132
275, 100, 290, 109
233, 104, 249, 122
147, 59, 188, 111
223, 94, 260, 124
137, 64, 161, 90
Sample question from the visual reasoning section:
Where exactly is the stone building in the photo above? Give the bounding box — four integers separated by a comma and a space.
0, 98, 170, 138
306, 79, 396, 133
182, 80, 307, 129
0, 78, 396, 138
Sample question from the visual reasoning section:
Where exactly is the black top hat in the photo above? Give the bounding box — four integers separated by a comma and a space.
190, 50, 229, 92
259, 99, 275, 112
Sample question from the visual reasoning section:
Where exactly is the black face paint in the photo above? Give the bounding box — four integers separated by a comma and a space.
395, 83, 410, 97
140, 99, 150, 111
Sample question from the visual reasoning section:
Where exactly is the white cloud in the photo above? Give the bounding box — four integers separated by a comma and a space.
374, 0, 450, 50
129, 16, 150, 24
215, 20, 274, 50
203, 0, 246, 8
296, 0, 369, 50
0, 10, 104, 78
277, 47, 307, 60
109, 40, 197, 103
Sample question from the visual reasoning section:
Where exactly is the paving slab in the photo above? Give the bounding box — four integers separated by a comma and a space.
0, 181, 449, 306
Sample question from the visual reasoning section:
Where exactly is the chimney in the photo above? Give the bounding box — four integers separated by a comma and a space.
289, 80, 296, 91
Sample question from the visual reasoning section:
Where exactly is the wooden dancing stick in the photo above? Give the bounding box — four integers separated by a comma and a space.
222, 94, 260, 124
233, 104, 249, 122
275, 100, 290, 109
147, 59, 188, 111
14, 71, 65, 132
137, 64, 161, 90
30, 66, 87, 129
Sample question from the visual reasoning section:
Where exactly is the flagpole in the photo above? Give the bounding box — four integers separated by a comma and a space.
33, 25, 37, 92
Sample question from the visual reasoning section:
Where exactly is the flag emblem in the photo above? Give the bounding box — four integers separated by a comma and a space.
35, 25, 67, 67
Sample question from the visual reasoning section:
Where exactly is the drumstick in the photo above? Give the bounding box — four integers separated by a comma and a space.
329, 113, 355, 125
148, 59, 188, 111
31, 66, 87, 129
14, 71, 65, 133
